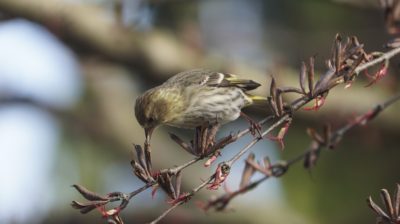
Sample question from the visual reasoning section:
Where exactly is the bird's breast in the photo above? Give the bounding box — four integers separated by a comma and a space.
167, 87, 250, 128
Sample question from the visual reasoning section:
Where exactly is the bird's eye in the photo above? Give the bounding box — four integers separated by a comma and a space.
147, 117, 154, 123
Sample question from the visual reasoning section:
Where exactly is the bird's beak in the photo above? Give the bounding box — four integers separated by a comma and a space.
144, 127, 154, 144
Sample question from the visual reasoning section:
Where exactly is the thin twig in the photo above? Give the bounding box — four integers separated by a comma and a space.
160, 157, 202, 175
148, 203, 180, 224
128, 182, 155, 200
149, 177, 213, 224
354, 47, 400, 74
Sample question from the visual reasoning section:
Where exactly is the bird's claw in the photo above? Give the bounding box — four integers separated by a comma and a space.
249, 122, 262, 138
240, 112, 262, 138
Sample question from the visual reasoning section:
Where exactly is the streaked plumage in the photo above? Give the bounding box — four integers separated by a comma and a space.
135, 69, 264, 141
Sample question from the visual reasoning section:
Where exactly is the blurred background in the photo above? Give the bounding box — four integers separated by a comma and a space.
0, 0, 399, 223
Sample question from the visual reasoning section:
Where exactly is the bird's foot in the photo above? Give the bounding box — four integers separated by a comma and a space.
240, 112, 262, 138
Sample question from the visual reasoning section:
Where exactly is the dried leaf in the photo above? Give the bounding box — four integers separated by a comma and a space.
342, 54, 364, 83
270, 76, 277, 100
133, 144, 147, 173
71, 200, 108, 214
175, 171, 182, 198
381, 0, 400, 34
308, 56, 315, 96
341, 36, 351, 55
275, 90, 284, 116
351, 36, 361, 47
381, 189, 395, 219
306, 128, 324, 144
239, 153, 256, 188
394, 184, 400, 217
342, 45, 364, 63
71, 200, 88, 209
245, 159, 270, 176
323, 123, 331, 147
329, 132, 342, 150
72, 184, 108, 201
300, 61, 307, 94
263, 156, 272, 170
303, 141, 320, 169
334, 33, 342, 74
108, 213, 124, 224
326, 59, 334, 71
158, 173, 176, 199
169, 133, 194, 155
268, 96, 279, 117
367, 196, 391, 221
211, 133, 238, 152
314, 70, 335, 96
279, 87, 304, 94
131, 160, 151, 183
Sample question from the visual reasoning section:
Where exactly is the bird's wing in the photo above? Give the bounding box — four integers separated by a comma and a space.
165, 69, 261, 91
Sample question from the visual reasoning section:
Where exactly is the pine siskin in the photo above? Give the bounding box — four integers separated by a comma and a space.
135, 68, 266, 142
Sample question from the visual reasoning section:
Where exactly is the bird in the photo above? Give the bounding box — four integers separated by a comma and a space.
135, 68, 266, 143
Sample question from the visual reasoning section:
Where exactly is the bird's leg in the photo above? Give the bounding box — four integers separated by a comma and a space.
195, 123, 209, 155
240, 112, 262, 138
196, 122, 219, 156
206, 123, 219, 149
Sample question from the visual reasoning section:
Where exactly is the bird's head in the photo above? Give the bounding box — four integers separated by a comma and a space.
135, 88, 171, 143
